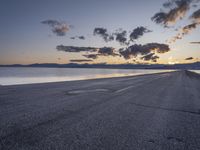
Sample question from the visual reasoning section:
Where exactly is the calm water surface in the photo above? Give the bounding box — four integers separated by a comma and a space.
0, 67, 181, 85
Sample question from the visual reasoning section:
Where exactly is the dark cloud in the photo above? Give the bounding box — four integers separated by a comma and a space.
192, 4, 198, 7
93, 27, 151, 45
185, 57, 194, 60
70, 59, 93, 63
57, 45, 118, 59
114, 29, 128, 45
70, 37, 76, 40
41, 20, 70, 36
191, 8, 200, 21
78, 36, 85, 40
56, 45, 98, 52
119, 43, 170, 60
151, 12, 169, 26
83, 54, 99, 59
169, 22, 200, 42
52, 26, 69, 36
129, 27, 152, 41
82, 47, 118, 59
98, 47, 118, 56
163, 1, 174, 8
190, 41, 200, 44
71, 36, 85, 40
41, 20, 60, 26
141, 53, 159, 62
152, 0, 196, 27
168, 7, 200, 43
93, 28, 114, 42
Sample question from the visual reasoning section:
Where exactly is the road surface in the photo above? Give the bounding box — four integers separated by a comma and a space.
0, 70, 200, 150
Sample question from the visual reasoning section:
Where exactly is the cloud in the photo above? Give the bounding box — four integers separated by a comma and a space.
70, 36, 85, 40
169, 22, 200, 43
70, 59, 93, 62
190, 41, 200, 44
191, 8, 200, 22
52, 25, 69, 36
41, 20, 61, 27
57, 45, 118, 60
129, 26, 152, 41
153, 1, 200, 42
185, 57, 194, 60
93, 28, 114, 42
41, 20, 71, 36
82, 47, 118, 59
70, 37, 76, 40
152, 0, 196, 27
98, 47, 118, 56
83, 54, 99, 59
114, 29, 128, 45
78, 36, 85, 40
56, 45, 98, 52
119, 43, 170, 60
57, 45, 117, 56
168, 8, 200, 43
151, 12, 169, 26
141, 53, 159, 62
163, 1, 174, 8
93, 27, 152, 45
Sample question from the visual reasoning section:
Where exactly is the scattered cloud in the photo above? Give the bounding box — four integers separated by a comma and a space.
169, 22, 200, 43
114, 29, 128, 45
70, 37, 76, 40
82, 47, 118, 59
57, 45, 118, 60
70, 59, 93, 62
56, 45, 98, 52
93, 28, 114, 42
70, 36, 85, 40
191, 8, 200, 21
168, 8, 200, 43
141, 53, 159, 62
98, 47, 118, 56
41, 20, 61, 27
78, 36, 85, 40
83, 54, 99, 59
41, 20, 71, 36
151, 12, 169, 26
185, 57, 194, 60
119, 43, 170, 60
152, 1, 200, 42
129, 26, 152, 41
152, 0, 195, 27
93, 27, 152, 45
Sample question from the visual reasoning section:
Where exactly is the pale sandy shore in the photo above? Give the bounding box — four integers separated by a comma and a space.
0, 70, 200, 150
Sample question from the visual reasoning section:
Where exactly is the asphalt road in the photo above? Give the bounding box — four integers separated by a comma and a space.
0, 70, 200, 150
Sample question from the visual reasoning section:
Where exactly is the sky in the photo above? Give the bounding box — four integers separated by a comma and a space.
0, 0, 200, 65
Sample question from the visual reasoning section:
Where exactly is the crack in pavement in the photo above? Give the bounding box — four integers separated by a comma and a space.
129, 102, 200, 116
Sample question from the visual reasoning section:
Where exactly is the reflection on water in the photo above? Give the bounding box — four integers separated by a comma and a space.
0, 67, 175, 85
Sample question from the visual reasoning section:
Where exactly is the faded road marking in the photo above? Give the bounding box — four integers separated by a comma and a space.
67, 89, 109, 94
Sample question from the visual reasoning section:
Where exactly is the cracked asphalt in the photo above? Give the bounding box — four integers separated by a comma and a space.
0, 70, 200, 150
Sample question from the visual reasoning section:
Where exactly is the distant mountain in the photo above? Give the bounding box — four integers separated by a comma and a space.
0, 62, 200, 70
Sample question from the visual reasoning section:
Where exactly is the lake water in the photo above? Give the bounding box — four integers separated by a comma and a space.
0, 67, 192, 85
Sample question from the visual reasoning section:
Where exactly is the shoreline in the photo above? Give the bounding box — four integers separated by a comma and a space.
0, 70, 176, 86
